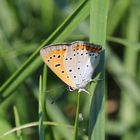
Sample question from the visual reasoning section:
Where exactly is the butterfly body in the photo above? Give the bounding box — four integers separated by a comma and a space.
40, 41, 102, 92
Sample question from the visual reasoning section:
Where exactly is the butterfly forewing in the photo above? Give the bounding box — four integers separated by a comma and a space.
40, 45, 77, 89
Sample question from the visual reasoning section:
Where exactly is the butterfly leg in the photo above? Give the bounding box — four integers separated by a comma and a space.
78, 89, 91, 96
68, 86, 75, 91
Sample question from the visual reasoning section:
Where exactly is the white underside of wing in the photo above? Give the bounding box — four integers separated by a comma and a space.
64, 44, 100, 89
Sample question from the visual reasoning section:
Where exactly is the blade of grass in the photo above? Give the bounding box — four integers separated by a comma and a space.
89, 0, 109, 140
0, 0, 90, 103
42, 65, 55, 140
73, 93, 80, 140
108, 36, 140, 51
82, 73, 101, 119
42, 65, 47, 118
13, 106, 22, 140
39, 75, 45, 140
120, 6, 139, 133
0, 121, 73, 138
107, 0, 130, 35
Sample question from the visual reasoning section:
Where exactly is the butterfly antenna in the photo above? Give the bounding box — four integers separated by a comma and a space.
42, 85, 65, 93
78, 89, 91, 96
41, 85, 66, 104
51, 87, 68, 104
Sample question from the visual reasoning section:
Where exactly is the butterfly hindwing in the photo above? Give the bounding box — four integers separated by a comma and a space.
65, 41, 101, 89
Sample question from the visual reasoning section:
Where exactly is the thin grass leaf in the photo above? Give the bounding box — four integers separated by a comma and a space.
39, 75, 45, 140
108, 36, 140, 51
13, 106, 22, 140
120, 6, 139, 133
107, 0, 130, 35
42, 65, 55, 140
0, 121, 73, 138
0, 0, 90, 103
42, 66, 47, 139
42, 65, 47, 118
89, 0, 109, 140
82, 73, 101, 119
73, 93, 80, 140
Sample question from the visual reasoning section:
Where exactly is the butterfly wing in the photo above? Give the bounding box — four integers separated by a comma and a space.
81, 43, 101, 88
63, 43, 83, 88
64, 41, 101, 89
40, 44, 77, 89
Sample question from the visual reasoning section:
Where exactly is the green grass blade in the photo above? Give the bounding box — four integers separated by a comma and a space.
107, 0, 130, 35
120, 6, 139, 133
108, 36, 140, 51
39, 75, 45, 140
90, 0, 109, 45
0, 0, 89, 103
73, 93, 80, 140
42, 65, 47, 118
42, 65, 55, 140
0, 121, 73, 138
13, 106, 23, 140
89, 0, 109, 140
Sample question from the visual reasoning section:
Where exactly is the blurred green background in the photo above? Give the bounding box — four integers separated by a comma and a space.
0, 0, 140, 140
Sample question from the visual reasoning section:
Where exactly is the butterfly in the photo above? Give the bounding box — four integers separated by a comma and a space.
40, 41, 102, 94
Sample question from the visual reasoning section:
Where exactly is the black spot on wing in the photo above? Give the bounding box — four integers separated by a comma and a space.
55, 64, 61, 67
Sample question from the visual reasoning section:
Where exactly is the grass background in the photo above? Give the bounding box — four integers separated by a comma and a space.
0, 0, 140, 140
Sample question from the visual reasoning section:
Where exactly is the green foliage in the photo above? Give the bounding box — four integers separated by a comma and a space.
0, 0, 140, 140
